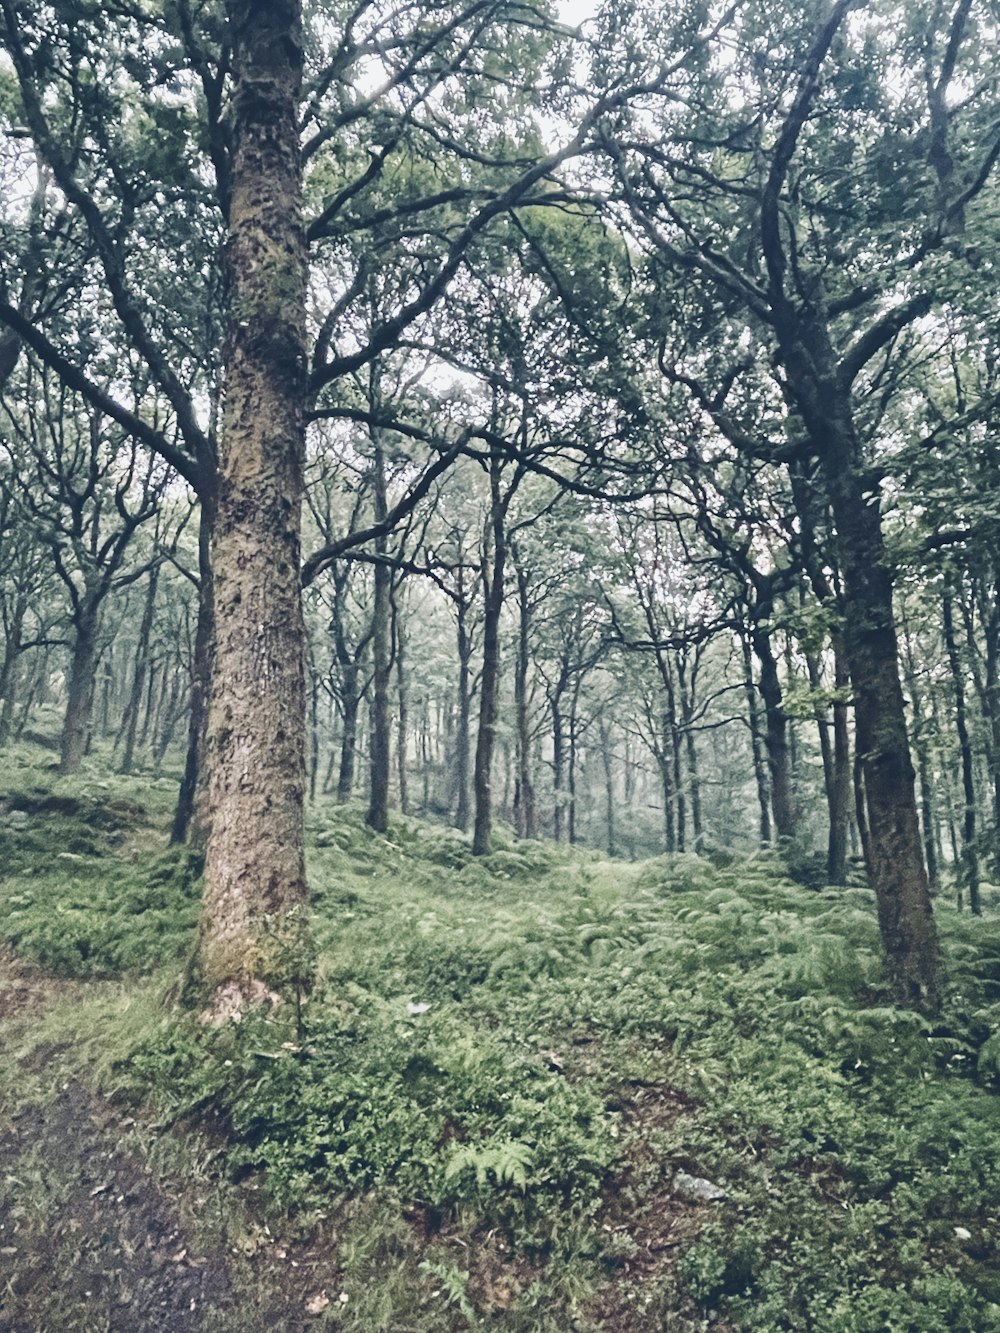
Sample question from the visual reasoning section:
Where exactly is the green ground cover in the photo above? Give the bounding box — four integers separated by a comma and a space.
2, 737, 1000, 1330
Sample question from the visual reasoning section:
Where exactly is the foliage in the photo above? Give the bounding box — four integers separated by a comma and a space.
6, 759, 1000, 1327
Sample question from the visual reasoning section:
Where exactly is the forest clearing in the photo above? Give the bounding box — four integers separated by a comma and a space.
2, 734, 1000, 1330
2, 0, 1000, 1327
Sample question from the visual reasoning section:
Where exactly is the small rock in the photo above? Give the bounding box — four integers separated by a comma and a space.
673, 1170, 727, 1203
954, 1226, 972, 1241
304, 1292, 330, 1315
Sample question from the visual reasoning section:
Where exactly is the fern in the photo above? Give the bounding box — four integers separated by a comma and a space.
444, 1138, 534, 1192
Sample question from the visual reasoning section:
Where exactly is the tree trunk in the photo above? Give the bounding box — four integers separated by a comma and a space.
453, 590, 472, 831
752, 622, 796, 841
119, 564, 160, 775
196, 0, 309, 1003
337, 661, 362, 804
172, 500, 214, 846
0, 599, 26, 748
943, 583, 980, 914
809, 374, 937, 1004
741, 629, 772, 846
552, 694, 565, 842
513, 562, 536, 839
366, 440, 391, 834
599, 717, 616, 857
60, 610, 100, 774
828, 637, 852, 886
472, 460, 505, 857
395, 604, 410, 816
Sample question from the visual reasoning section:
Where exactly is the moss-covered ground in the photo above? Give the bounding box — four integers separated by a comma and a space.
2, 735, 1000, 1330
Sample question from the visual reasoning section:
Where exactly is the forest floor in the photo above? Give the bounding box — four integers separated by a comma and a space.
2, 736, 1000, 1330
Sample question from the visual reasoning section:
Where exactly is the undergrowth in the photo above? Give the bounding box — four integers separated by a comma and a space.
4, 741, 1000, 1329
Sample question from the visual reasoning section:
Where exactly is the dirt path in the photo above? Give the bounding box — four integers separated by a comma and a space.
0, 956, 340, 1333
0, 1079, 234, 1332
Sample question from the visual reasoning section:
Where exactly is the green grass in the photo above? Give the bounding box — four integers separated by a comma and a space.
4, 738, 1000, 1329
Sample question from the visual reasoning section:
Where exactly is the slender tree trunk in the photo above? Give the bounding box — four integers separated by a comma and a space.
943, 584, 980, 914
900, 621, 940, 892
119, 564, 160, 775
599, 717, 616, 857
196, 0, 308, 1002
395, 605, 409, 816
454, 595, 472, 831
513, 563, 536, 839
337, 663, 362, 804
829, 637, 852, 885
552, 694, 565, 842
172, 501, 214, 845
753, 623, 796, 841
472, 461, 505, 857
741, 630, 772, 846
0, 602, 26, 748
60, 610, 100, 774
366, 440, 391, 834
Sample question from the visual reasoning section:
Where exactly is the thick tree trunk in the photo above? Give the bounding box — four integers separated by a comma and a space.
811, 381, 938, 1004
196, 0, 309, 1003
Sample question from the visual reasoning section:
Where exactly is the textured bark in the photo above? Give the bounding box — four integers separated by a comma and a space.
943, 584, 980, 914
741, 630, 772, 846
453, 585, 472, 831
118, 564, 160, 775
785, 330, 938, 1003
196, 0, 308, 997
513, 562, 536, 839
472, 461, 505, 857
751, 619, 796, 842
599, 718, 616, 857
394, 604, 410, 816
366, 440, 391, 833
172, 501, 214, 846
59, 613, 99, 775
0, 603, 25, 748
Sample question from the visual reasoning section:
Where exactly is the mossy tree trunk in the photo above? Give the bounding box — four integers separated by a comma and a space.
195, 0, 309, 1003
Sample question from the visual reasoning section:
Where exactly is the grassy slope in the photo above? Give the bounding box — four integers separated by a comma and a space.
2, 737, 1000, 1331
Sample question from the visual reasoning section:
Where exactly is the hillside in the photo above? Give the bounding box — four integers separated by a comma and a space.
2, 739, 1000, 1331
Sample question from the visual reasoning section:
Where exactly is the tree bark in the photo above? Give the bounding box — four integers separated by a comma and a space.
172, 498, 215, 845
118, 563, 160, 775
59, 608, 99, 774
453, 583, 472, 831
513, 561, 536, 838
366, 437, 391, 833
791, 348, 938, 1003
472, 458, 505, 856
741, 629, 772, 846
196, 0, 309, 1001
943, 582, 980, 914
